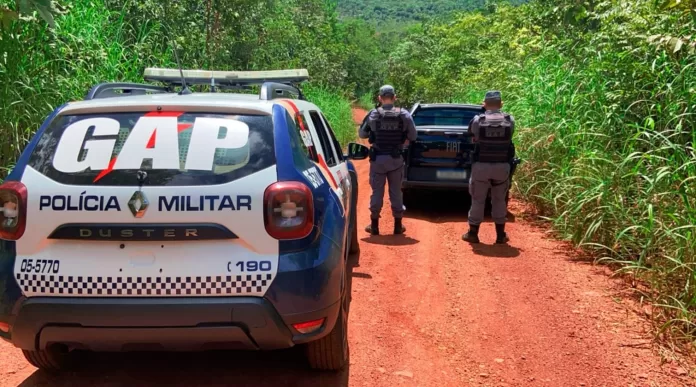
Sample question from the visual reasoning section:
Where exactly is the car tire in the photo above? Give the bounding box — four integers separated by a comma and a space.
306, 269, 349, 371
22, 345, 77, 373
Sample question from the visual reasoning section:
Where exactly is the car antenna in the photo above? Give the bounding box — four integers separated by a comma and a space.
171, 39, 192, 95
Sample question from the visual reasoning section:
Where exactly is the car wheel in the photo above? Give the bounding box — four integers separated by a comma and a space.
22, 345, 78, 373
306, 269, 349, 371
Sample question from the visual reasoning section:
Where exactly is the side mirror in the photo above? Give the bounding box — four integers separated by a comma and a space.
346, 142, 369, 160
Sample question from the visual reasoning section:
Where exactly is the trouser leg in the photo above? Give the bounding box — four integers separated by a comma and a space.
490, 176, 510, 225
387, 165, 405, 219
468, 172, 490, 227
369, 163, 387, 220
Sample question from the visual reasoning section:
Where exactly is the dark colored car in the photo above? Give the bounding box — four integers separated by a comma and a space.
360, 103, 519, 206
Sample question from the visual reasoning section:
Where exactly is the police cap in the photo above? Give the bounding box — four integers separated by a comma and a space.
379, 85, 396, 98
484, 90, 502, 103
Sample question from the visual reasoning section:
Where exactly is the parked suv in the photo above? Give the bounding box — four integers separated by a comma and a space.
0, 67, 368, 372
402, 102, 519, 205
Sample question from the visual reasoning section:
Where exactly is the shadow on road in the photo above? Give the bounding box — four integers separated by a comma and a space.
360, 235, 420, 247
19, 348, 349, 387
351, 271, 373, 279
403, 189, 516, 224
471, 243, 522, 258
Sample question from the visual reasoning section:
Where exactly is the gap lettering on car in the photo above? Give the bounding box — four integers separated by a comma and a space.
51, 111, 250, 182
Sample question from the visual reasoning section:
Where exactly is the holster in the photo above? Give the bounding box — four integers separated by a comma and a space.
390, 148, 402, 159
368, 147, 377, 162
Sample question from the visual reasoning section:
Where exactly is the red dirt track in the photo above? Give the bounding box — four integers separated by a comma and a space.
0, 108, 693, 386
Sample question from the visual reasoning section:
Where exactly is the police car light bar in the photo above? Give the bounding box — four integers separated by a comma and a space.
143, 68, 310, 86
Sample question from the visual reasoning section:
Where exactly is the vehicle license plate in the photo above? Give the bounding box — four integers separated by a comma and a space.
436, 170, 466, 180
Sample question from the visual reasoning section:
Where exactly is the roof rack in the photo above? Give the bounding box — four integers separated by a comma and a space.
143, 68, 309, 86
84, 68, 310, 101
143, 67, 308, 100
84, 83, 171, 100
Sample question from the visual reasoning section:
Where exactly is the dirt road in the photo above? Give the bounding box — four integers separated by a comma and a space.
0, 108, 693, 386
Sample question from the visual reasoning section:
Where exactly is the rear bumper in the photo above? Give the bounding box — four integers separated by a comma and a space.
402, 180, 470, 190
4, 296, 339, 352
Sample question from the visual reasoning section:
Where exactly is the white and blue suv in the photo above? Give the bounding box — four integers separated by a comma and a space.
0, 68, 367, 372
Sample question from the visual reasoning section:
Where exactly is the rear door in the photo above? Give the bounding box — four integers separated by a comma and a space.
303, 110, 348, 216
406, 105, 483, 184
15, 108, 280, 298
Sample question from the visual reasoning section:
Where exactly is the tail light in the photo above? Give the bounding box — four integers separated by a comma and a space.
264, 182, 314, 240
0, 181, 27, 241
292, 318, 325, 334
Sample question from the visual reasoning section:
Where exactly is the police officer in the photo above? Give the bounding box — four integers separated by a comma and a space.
462, 90, 515, 244
359, 85, 417, 235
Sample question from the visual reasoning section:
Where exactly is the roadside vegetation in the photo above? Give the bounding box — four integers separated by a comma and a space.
304, 84, 355, 146
383, 0, 696, 349
337, 0, 525, 28
0, 0, 385, 170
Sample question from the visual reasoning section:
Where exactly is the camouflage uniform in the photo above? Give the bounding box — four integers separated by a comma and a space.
463, 91, 515, 244
358, 85, 417, 235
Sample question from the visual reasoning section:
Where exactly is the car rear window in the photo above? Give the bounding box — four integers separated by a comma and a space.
413, 108, 483, 127
28, 111, 275, 186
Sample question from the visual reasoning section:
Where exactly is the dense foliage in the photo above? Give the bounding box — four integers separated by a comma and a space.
384, 0, 696, 347
338, 0, 485, 24
0, 0, 383, 170
337, 0, 525, 26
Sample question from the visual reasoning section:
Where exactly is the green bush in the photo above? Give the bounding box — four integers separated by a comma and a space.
357, 93, 376, 110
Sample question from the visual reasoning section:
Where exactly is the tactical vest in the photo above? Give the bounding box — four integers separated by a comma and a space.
474, 111, 513, 163
373, 107, 405, 156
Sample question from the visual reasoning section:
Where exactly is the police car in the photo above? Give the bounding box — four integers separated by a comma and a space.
0, 67, 368, 372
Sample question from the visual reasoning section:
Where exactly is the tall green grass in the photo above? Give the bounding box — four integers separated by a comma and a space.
304, 85, 356, 147
503, 47, 696, 345
357, 93, 376, 110
0, 0, 172, 176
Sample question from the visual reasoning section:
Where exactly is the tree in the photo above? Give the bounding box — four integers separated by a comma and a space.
1, 0, 58, 29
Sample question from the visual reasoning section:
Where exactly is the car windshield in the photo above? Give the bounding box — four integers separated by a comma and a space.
412, 107, 482, 127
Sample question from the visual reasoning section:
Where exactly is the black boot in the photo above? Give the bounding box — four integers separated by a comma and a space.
365, 218, 379, 235
462, 224, 480, 243
394, 218, 406, 235
495, 223, 509, 244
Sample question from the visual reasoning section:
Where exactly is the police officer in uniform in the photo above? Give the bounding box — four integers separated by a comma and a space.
462, 90, 515, 244
359, 85, 417, 235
